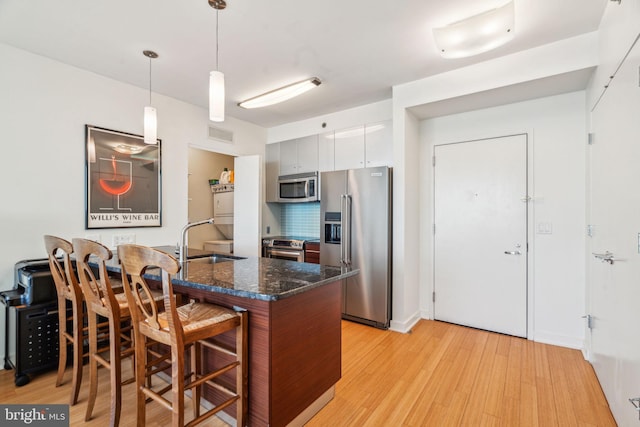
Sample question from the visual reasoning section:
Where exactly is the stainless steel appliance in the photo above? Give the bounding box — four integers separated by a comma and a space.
262, 236, 315, 262
320, 166, 392, 329
277, 172, 319, 203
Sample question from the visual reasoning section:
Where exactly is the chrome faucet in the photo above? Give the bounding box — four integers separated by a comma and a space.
178, 218, 214, 263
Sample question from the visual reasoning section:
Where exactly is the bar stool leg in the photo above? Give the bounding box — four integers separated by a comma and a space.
109, 319, 123, 427
69, 300, 83, 405
85, 311, 99, 421
134, 333, 148, 427
236, 311, 248, 426
55, 303, 67, 388
191, 342, 201, 419
171, 346, 186, 427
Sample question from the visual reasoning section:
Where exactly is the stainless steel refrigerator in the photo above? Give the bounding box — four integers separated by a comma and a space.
320, 166, 392, 329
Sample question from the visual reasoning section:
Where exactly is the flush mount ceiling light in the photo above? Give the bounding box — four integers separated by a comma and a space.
143, 50, 158, 144
208, 0, 226, 122
238, 77, 322, 109
433, 1, 515, 59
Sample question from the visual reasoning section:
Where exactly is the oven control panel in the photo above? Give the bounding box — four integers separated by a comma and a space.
262, 239, 304, 249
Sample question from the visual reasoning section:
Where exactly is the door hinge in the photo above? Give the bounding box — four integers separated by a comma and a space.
582, 314, 594, 330
629, 397, 640, 419
432, 156, 436, 167
432, 292, 435, 303
433, 224, 436, 235
587, 224, 594, 237
588, 133, 595, 145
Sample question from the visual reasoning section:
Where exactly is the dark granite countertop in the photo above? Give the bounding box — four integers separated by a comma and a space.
98, 246, 358, 302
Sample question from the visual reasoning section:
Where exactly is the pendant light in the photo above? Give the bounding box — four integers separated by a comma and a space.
208, 0, 226, 122
143, 50, 158, 144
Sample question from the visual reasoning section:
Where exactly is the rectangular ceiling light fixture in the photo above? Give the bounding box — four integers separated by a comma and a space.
433, 1, 515, 59
238, 77, 321, 109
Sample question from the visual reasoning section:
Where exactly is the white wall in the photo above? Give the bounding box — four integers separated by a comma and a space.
0, 43, 266, 328
390, 32, 598, 338
420, 92, 587, 348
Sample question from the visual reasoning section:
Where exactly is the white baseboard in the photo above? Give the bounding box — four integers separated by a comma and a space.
532, 330, 584, 351
389, 311, 421, 333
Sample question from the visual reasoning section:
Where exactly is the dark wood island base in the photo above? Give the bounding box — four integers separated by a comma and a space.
176, 279, 342, 427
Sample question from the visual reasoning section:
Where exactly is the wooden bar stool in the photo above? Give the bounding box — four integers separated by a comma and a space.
43, 235, 87, 405
73, 238, 164, 427
117, 244, 248, 427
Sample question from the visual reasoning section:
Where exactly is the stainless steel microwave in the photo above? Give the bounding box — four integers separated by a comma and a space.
277, 172, 319, 202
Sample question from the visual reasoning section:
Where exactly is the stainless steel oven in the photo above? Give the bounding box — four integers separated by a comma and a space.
262, 237, 307, 262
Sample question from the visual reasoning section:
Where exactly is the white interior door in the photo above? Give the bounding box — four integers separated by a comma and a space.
587, 34, 640, 425
434, 135, 528, 337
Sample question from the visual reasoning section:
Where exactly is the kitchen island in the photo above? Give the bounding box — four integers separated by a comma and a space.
99, 247, 358, 427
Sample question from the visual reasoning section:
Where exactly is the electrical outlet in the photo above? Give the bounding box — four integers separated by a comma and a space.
112, 233, 136, 247
84, 234, 101, 243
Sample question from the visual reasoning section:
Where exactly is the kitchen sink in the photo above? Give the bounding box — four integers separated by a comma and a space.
187, 255, 236, 264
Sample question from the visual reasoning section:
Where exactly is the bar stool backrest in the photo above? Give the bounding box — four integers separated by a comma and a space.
72, 238, 119, 318
117, 244, 180, 337
44, 235, 81, 301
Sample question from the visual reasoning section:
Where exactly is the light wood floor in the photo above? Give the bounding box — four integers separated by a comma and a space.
0, 320, 616, 426
308, 320, 616, 427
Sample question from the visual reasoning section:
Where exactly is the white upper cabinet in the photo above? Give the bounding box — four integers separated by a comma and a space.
364, 120, 393, 168
279, 135, 318, 175
332, 121, 393, 170
318, 131, 335, 172
333, 126, 365, 171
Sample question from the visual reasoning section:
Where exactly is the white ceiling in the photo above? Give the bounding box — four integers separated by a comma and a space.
0, 0, 607, 128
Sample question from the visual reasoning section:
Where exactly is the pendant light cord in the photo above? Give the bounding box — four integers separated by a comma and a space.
216, 8, 219, 70
148, 56, 152, 104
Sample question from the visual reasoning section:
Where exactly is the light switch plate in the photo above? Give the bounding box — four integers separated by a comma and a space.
537, 222, 552, 234
112, 234, 136, 247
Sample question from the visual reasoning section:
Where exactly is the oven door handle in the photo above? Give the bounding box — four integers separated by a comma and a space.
269, 249, 303, 258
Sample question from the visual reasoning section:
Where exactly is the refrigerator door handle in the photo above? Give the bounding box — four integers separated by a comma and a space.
344, 194, 352, 265
340, 194, 346, 264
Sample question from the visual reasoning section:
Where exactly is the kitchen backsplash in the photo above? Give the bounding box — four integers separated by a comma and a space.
281, 202, 320, 237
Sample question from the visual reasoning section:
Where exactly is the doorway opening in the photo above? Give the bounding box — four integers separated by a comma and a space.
187, 147, 235, 250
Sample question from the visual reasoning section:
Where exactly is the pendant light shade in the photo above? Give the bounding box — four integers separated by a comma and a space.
209, 70, 225, 122
143, 50, 158, 144
208, 0, 226, 122
144, 106, 157, 144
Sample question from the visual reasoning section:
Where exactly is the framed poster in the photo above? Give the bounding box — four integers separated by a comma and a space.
85, 125, 162, 228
